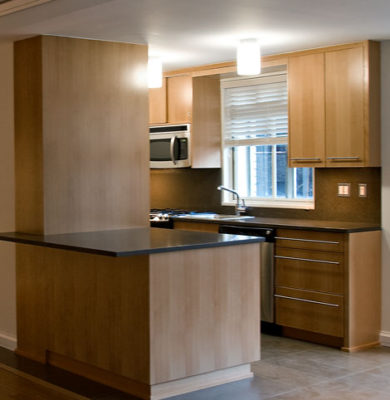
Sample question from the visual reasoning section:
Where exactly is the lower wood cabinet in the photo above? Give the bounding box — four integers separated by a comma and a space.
173, 220, 381, 351
275, 247, 344, 294
275, 286, 344, 338
275, 228, 381, 351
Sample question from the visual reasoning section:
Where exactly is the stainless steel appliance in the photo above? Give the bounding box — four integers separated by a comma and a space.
149, 209, 190, 228
150, 124, 191, 168
218, 225, 275, 323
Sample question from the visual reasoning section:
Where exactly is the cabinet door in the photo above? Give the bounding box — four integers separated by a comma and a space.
275, 247, 344, 294
192, 76, 221, 168
149, 78, 167, 124
275, 286, 344, 337
288, 53, 325, 167
325, 47, 364, 167
167, 75, 193, 123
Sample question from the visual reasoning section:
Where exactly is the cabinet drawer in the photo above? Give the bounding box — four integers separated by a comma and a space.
275, 287, 344, 337
276, 229, 345, 252
275, 248, 344, 294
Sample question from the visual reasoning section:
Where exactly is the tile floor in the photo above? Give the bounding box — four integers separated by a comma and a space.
1, 334, 390, 399
170, 335, 390, 400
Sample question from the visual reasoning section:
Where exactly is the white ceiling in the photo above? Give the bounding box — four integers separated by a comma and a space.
1, 0, 390, 71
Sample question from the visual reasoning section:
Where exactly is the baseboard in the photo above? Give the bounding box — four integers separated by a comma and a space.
151, 364, 253, 400
0, 331, 17, 351
380, 331, 390, 347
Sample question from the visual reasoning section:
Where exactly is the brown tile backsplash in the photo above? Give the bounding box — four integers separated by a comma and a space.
150, 167, 381, 224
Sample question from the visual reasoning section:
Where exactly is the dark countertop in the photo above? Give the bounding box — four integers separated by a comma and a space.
0, 227, 264, 257
172, 215, 381, 233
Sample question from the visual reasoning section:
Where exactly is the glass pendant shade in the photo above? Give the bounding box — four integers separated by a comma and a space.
236, 38, 261, 76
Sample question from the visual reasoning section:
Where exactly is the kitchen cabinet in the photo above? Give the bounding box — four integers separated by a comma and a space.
288, 41, 380, 168
288, 53, 325, 168
325, 46, 366, 167
275, 228, 381, 351
167, 75, 193, 123
275, 229, 345, 339
149, 78, 167, 124
149, 75, 192, 124
149, 74, 222, 168
174, 218, 381, 351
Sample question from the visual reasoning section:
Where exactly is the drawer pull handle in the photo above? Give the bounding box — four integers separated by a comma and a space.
274, 294, 340, 308
275, 255, 340, 265
275, 237, 340, 245
327, 156, 360, 161
290, 158, 322, 162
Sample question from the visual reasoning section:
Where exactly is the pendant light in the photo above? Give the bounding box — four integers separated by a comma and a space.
236, 38, 261, 76
148, 56, 163, 88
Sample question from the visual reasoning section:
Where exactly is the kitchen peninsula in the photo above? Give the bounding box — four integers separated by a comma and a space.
6, 34, 266, 399
0, 228, 263, 399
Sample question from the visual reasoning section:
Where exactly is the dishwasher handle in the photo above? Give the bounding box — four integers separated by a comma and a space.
218, 224, 275, 242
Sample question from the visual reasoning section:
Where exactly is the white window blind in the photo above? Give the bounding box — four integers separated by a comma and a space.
220, 71, 314, 210
222, 74, 288, 147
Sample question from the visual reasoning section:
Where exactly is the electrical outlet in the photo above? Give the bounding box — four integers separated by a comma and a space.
358, 183, 367, 197
338, 183, 351, 197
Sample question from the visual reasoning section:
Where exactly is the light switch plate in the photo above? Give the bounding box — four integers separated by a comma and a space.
338, 183, 351, 197
359, 183, 367, 197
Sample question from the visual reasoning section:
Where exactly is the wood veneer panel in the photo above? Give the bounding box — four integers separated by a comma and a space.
345, 230, 381, 350
325, 46, 365, 167
149, 244, 260, 384
14, 36, 149, 235
275, 247, 344, 294
167, 75, 192, 123
16, 245, 151, 383
288, 53, 325, 167
275, 286, 344, 337
16, 244, 48, 362
47, 248, 150, 383
192, 76, 221, 168
14, 36, 44, 234
41, 36, 149, 234
149, 78, 167, 124
276, 229, 345, 252
365, 41, 381, 167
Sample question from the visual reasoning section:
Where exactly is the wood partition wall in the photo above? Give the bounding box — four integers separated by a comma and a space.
14, 35, 149, 235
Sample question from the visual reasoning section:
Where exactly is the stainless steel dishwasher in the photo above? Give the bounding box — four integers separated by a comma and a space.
218, 225, 275, 323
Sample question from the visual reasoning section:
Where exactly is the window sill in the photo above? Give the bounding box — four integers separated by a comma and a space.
222, 199, 314, 210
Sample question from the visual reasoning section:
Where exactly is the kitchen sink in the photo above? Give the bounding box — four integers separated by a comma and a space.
176, 214, 255, 221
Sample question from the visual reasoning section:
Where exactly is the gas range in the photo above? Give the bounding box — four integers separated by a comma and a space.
149, 209, 190, 228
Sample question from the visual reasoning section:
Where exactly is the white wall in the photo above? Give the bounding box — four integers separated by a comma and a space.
0, 41, 16, 350
381, 41, 390, 345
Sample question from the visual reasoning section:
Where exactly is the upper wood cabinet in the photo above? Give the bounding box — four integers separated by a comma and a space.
192, 76, 221, 168
149, 75, 192, 124
149, 79, 167, 124
325, 44, 380, 167
149, 74, 221, 168
288, 41, 380, 168
167, 75, 193, 123
288, 53, 326, 168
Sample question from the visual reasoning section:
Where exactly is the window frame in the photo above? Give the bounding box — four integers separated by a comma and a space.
220, 72, 315, 210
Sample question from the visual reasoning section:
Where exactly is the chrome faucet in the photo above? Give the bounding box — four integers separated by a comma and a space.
217, 185, 247, 215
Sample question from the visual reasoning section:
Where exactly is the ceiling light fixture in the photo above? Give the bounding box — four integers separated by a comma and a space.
148, 56, 163, 88
236, 38, 261, 76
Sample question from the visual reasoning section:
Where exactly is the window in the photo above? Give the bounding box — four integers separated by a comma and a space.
221, 71, 314, 209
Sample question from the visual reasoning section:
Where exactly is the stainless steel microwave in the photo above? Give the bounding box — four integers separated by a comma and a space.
150, 124, 191, 168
